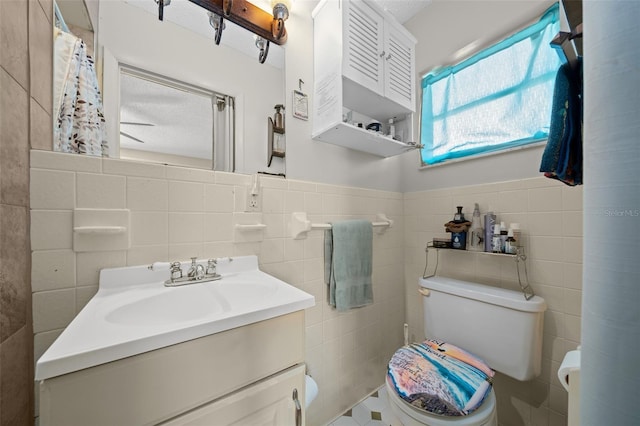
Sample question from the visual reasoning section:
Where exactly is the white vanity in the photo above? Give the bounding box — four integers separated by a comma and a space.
36, 256, 315, 426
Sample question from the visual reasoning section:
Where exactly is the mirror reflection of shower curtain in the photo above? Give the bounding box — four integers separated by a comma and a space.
213, 95, 235, 172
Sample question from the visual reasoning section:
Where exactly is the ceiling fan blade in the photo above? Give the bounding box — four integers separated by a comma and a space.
120, 121, 155, 126
120, 131, 146, 143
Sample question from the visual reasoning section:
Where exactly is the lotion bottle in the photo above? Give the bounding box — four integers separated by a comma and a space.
492, 224, 502, 253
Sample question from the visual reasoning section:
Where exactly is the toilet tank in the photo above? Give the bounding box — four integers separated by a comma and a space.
420, 276, 547, 381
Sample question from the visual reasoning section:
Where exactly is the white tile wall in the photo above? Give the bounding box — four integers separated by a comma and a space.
31, 210, 73, 250
30, 151, 405, 426
404, 176, 582, 426
126, 177, 169, 211
76, 173, 126, 208
31, 250, 75, 292
31, 152, 582, 426
30, 169, 75, 209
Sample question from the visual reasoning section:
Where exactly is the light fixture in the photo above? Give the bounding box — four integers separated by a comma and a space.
271, 0, 291, 40
157, 0, 290, 63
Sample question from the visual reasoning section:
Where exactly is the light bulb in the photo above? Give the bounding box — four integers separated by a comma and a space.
271, 0, 291, 21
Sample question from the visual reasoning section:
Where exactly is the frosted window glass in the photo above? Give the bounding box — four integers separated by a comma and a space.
420, 4, 562, 165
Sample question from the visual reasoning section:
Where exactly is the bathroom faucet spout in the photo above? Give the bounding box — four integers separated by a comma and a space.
165, 257, 222, 287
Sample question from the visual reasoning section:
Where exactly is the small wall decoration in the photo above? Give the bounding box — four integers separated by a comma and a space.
293, 90, 308, 120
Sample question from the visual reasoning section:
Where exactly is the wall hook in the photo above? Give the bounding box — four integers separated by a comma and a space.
256, 36, 270, 64
298, 79, 304, 91
209, 12, 225, 45
156, 0, 170, 21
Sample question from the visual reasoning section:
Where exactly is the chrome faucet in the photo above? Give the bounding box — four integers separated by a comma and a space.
164, 257, 222, 287
187, 257, 199, 279
195, 264, 205, 280
206, 258, 217, 276
169, 261, 183, 281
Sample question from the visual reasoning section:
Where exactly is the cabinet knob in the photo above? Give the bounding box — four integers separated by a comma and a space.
379, 50, 385, 58
386, 53, 392, 60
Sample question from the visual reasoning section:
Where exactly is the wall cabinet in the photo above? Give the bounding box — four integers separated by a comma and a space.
312, 0, 417, 157
39, 311, 306, 426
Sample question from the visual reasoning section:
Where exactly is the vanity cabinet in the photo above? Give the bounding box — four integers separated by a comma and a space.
312, 0, 417, 157
38, 311, 306, 426
162, 365, 304, 426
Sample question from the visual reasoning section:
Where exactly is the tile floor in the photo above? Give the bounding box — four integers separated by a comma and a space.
328, 386, 402, 426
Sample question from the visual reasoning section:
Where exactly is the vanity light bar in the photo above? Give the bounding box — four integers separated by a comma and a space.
161, 0, 287, 45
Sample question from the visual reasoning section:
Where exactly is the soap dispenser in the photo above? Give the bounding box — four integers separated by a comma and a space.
273, 104, 284, 130
468, 203, 484, 251
449, 206, 468, 250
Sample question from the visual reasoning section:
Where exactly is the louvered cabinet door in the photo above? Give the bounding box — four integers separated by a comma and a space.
384, 24, 416, 111
342, 0, 385, 96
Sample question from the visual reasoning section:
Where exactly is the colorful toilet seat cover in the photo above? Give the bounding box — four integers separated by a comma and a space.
387, 339, 495, 417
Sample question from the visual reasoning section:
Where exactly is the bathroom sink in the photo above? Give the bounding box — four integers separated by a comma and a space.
210, 278, 278, 307
105, 285, 228, 326
35, 255, 315, 381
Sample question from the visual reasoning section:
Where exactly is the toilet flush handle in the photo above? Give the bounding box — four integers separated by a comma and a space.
418, 287, 430, 297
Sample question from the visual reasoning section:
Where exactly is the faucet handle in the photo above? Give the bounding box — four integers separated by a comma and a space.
195, 264, 206, 280
169, 261, 183, 280
206, 258, 217, 275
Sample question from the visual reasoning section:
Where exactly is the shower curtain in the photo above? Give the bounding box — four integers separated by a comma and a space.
53, 27, 108, 157
212, 95, 235, 171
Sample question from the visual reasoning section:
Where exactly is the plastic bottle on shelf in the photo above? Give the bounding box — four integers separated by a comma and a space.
450, 206, 467, 250
492, 224, 502, 253
510, 223, 521, 246
499, 221, 508, 252
484, 211, 496, 252
388, 118, 395, 138
505, 229, 517, 254
468, 203, 483, 251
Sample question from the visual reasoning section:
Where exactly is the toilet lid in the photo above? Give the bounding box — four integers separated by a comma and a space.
387, 339, 495, 417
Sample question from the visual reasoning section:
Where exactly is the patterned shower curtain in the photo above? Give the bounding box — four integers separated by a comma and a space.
53, 27, 108, 156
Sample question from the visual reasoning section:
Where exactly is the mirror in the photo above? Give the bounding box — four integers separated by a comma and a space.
118, 66, 235, 171
54, 0, 286, 175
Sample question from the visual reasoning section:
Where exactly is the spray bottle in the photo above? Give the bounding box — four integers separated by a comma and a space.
468, 203, 484, 251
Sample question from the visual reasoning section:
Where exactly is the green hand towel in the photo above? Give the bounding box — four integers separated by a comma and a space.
324, 219, 373, 311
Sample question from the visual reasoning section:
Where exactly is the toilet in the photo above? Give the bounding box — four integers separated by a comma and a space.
386, 276, 547, 426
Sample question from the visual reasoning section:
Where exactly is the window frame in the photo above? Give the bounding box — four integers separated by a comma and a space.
418, 3, 562, 168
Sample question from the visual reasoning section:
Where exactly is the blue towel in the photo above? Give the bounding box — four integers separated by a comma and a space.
540, 57, 583, 186
324, 220, 373, 311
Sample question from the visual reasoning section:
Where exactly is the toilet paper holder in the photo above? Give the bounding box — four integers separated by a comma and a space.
558, 348, 581, 391
558, 348, 581, 426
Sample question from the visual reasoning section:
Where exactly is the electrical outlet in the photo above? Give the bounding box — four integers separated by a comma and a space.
246, 192, 260, 211
246, 174, 261, 212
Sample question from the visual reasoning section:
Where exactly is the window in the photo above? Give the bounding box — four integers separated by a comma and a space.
420, 4, 562, 166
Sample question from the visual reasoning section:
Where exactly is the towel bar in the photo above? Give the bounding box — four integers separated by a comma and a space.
290, 212, 393, 239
